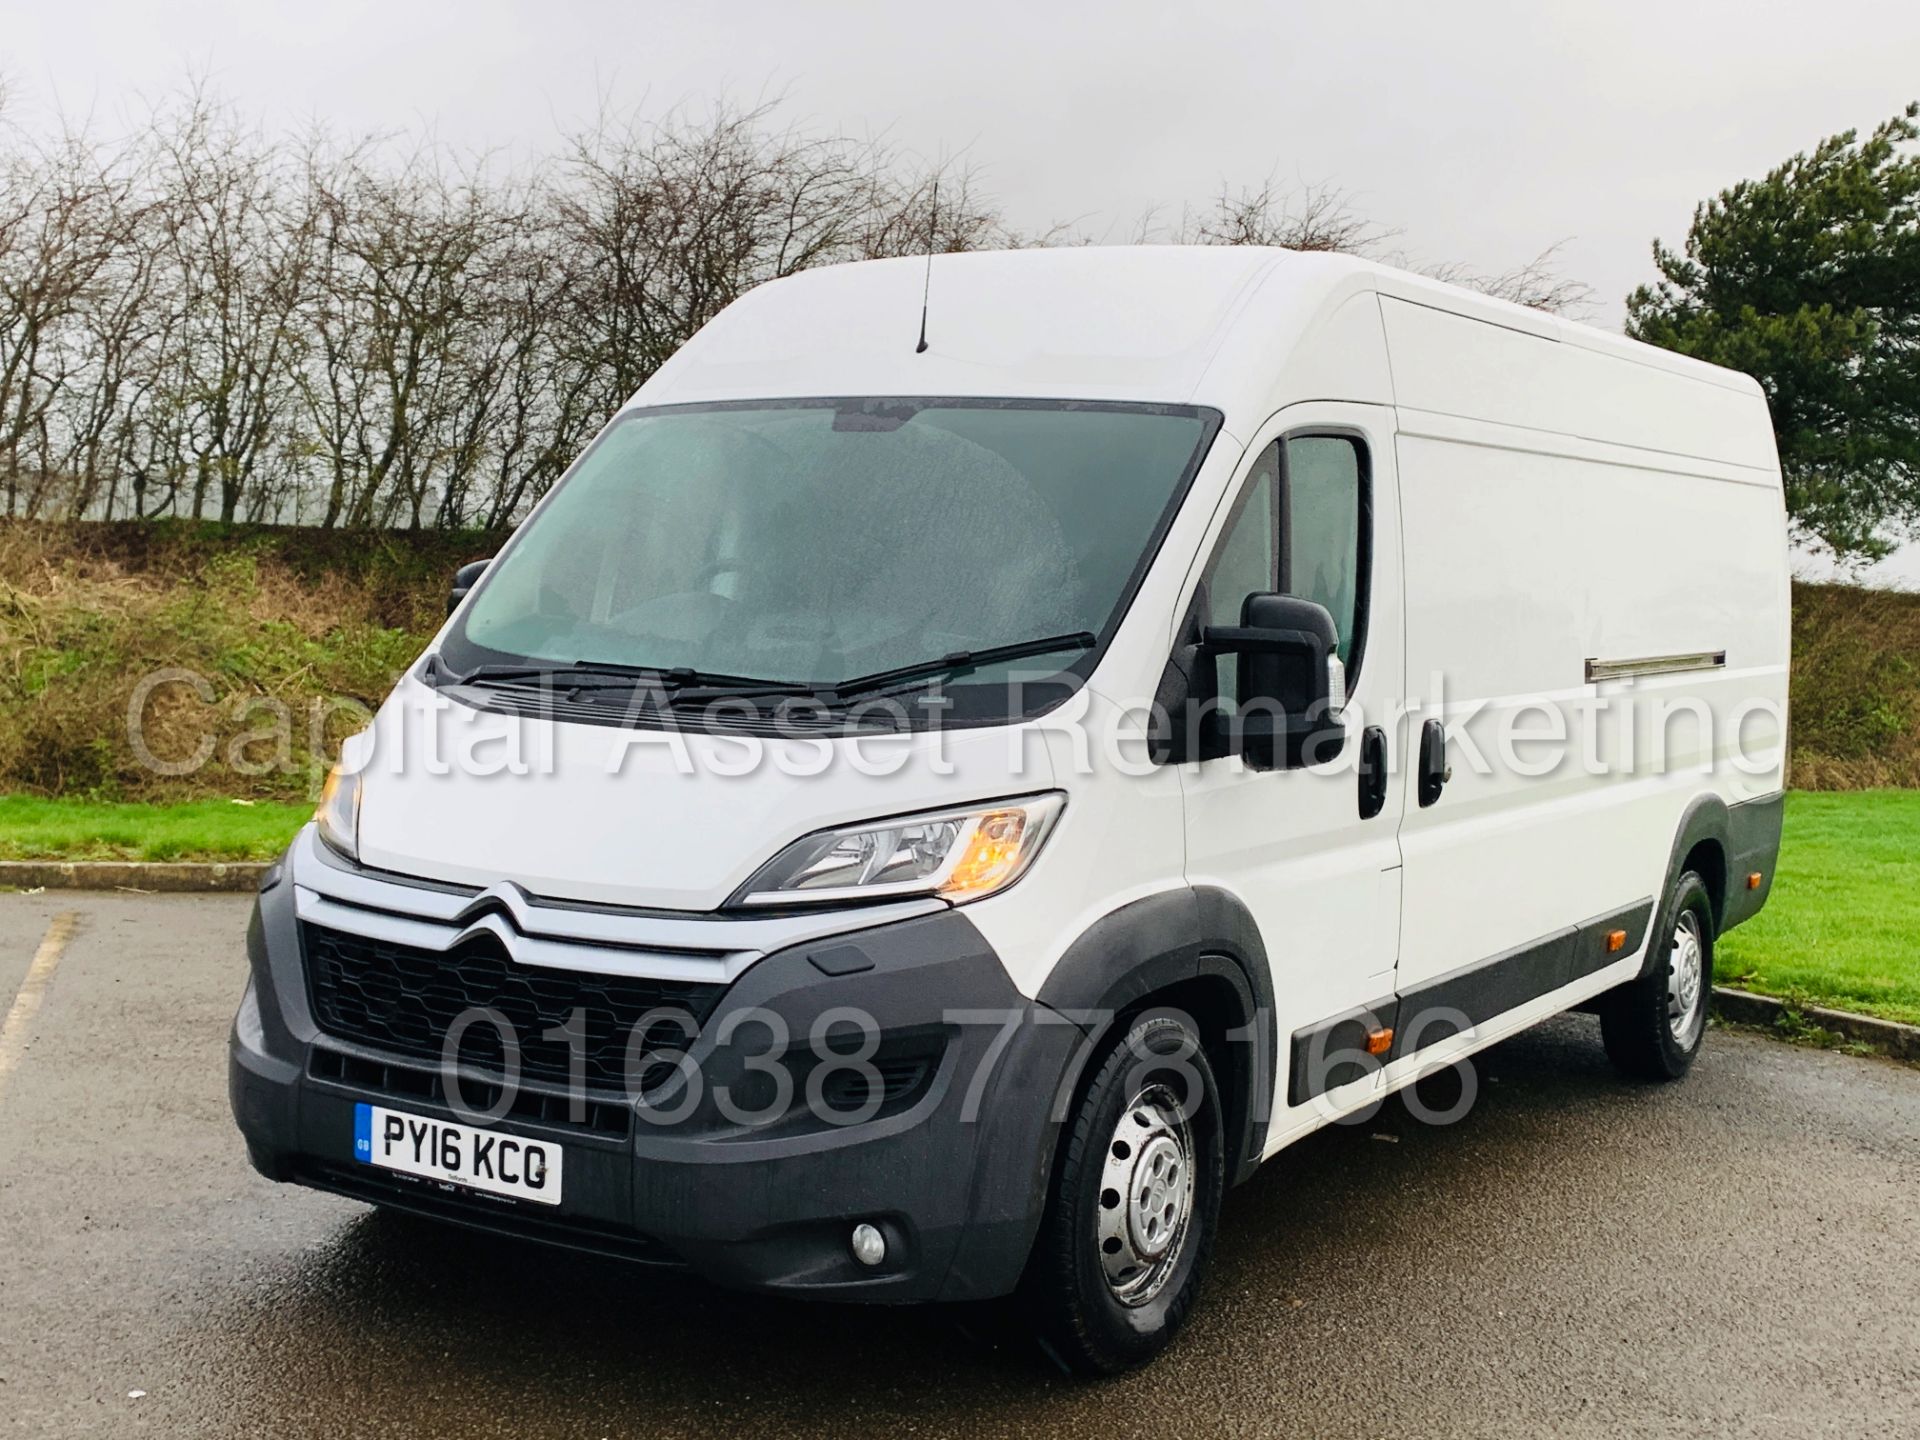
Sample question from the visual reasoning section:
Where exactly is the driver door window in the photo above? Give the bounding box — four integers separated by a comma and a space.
1199, 432, 1368, 717
1286, 436, 1364, 666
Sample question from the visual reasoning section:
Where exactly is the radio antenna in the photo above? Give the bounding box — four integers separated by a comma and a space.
915, 178, 938, 354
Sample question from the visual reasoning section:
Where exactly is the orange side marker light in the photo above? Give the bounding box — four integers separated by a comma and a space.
1605, 929, 1627, 953
1366, 1028, 1394, 1056
1747, 872, 1764, 890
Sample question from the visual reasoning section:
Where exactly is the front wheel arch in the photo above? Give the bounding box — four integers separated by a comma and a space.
1035, 887, 1275, 1186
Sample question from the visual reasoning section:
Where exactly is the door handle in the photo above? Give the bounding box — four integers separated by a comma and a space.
1358, 725, 1388, 820
1418, 718, 1449, 808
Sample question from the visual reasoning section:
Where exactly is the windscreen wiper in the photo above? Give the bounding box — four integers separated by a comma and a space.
828, 631, 1097, 700
665, 676, 824, 707
430, 654, 796, 696
430, 656, 652, 692
663, 633, 1097, 711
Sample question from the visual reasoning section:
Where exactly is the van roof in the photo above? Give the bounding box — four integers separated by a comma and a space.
632, 245, 1761, 418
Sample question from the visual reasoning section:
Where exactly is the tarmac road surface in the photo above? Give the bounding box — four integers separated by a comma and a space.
1, 892, 1916, 1438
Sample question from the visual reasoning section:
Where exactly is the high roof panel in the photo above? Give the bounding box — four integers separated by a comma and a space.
630, 244, 1761, 415
635, 246, 1316, 406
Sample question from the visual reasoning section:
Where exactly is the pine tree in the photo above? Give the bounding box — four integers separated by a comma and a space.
1628, 104, 1920, 564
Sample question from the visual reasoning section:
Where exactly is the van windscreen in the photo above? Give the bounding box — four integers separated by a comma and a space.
440, 398, 1219, 719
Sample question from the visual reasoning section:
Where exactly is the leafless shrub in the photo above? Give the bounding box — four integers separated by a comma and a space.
295, 135, 537, 528
0, 116, 150, 517
1417, 241, 1597, 319
1142, 176, 1593, 318
141, 89, 318, 523
1171, 177, 1395, 254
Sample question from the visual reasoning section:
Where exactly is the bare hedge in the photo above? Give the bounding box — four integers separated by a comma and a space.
1, 85, 1586, 533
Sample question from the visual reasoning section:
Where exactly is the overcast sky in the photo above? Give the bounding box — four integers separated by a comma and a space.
6, 0, 1919, 581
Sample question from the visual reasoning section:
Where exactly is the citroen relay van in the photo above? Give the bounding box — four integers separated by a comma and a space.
230, 247, 1788, 1374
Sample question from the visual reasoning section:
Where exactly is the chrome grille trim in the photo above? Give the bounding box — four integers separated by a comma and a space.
287, 825, 944, 983
292, 886, 753, 983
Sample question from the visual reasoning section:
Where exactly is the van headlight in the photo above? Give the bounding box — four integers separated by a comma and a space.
314, 764, 362, 862
731, 793, 1065, 907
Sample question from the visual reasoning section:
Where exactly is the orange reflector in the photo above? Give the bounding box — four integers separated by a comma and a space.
1366, 1028, 1393, 1056
1747, 871, 1763, 890
1605, 929, 1627, 953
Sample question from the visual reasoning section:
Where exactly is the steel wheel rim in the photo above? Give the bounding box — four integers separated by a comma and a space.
1095, 1083, 1195, 1307
1667, 908, 1706, 1047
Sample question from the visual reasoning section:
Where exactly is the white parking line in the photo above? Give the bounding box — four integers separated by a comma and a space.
0, 912, 79, 1109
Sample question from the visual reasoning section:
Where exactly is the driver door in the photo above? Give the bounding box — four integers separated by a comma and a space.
1177, 403, 1406, 1143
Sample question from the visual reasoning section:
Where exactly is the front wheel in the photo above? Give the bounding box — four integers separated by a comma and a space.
1019, 1009, 1224, 1375
1599, 870, 1715, 1081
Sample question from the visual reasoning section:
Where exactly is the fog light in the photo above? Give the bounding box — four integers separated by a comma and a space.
850, 1222, 886, 1267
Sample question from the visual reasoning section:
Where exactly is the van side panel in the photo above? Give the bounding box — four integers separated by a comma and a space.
1379, 297, 1778, 470
1384, 303, 1788, 999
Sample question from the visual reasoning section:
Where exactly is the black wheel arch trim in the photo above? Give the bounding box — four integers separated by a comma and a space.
1034, 885, 1275, 1187
1664, 791, 1731, 908
1721, 791, 1784, 934
1655, 790, 1783, 952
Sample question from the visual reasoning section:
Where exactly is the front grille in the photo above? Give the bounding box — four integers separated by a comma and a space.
301, 922, 723, 1092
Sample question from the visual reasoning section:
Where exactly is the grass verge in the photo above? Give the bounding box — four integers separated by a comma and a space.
0, 795, 309, 862
1717, 790, 1920, 1028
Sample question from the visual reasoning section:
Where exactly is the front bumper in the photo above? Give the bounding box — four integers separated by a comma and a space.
229, 854, 1083, 1303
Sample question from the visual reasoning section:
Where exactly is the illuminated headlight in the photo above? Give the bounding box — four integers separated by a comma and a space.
732, 794, 1065, 907
314, 763, 362, 862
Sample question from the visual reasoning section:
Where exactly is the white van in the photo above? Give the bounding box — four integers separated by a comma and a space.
230, 247, 1788, 1373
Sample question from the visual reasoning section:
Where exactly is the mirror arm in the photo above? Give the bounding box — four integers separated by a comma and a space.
1199, 625, 1328, 659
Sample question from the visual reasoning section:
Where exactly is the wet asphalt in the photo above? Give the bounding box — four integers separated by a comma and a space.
0, 892, 1915, 1439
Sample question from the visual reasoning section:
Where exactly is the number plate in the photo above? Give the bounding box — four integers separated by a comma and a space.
353, 1104, 563, 1205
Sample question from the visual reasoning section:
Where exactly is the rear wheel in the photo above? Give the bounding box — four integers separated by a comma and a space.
1020, 1009, 1224, 1375
1600, 870, 1714, 1081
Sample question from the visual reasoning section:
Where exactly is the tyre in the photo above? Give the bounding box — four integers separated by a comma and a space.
1599, 870, 1714, 1081
1020, 1008, 1225, 1375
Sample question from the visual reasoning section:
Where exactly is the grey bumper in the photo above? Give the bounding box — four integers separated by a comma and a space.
229, 856, 1084, 1304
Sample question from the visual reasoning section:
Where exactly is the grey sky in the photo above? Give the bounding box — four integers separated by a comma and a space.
6, 0, 1919, 582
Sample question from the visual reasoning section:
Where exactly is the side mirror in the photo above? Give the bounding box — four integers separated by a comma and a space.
1202, 592, 1348, 770
448, 558, 491, 615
